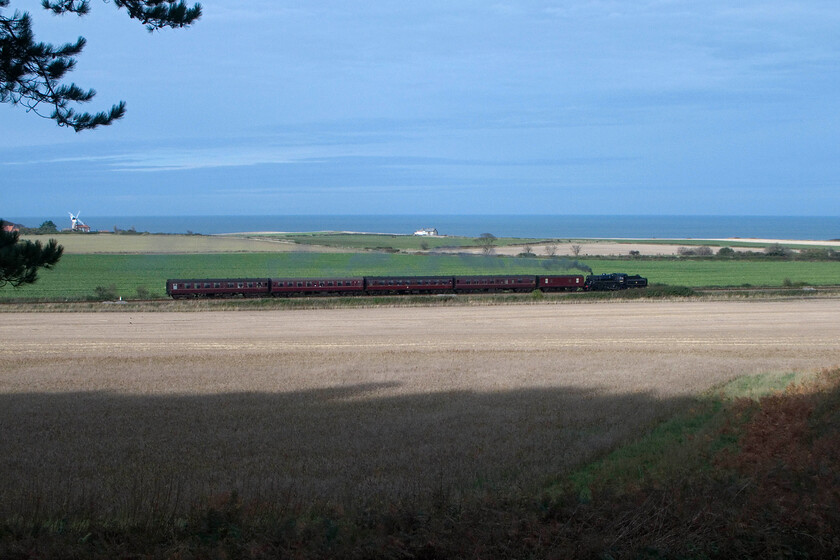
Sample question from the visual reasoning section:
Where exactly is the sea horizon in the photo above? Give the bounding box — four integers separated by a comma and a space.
5, 214, 840, 241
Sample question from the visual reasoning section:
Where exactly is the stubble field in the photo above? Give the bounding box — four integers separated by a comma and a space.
2, 300, 839, 522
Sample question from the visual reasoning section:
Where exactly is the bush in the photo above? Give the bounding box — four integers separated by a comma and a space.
678, 246, 713, 256
782, 278, 806, 288
93, 284, 119, 300
764, 243, 792, 257
717, 247, 735, 257
695, 245, 713, 256
136, 286, 150, 299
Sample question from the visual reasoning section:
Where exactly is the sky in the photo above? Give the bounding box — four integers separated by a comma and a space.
1, 0, 839, 217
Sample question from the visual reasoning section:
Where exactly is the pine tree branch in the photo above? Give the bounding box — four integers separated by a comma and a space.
111, 0, 201, 31
0, 0, 199, 130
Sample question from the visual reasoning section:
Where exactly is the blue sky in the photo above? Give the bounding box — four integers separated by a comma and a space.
2, 1, 839, 216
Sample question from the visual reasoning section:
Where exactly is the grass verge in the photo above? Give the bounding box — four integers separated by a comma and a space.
0, 286, 702, 312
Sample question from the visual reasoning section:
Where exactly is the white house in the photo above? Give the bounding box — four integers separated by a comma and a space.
413, 228, 438, 236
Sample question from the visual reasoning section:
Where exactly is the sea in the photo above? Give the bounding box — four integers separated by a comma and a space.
6, 215, 840, 240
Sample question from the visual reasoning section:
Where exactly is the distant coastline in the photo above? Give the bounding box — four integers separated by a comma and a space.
6, 215, 840, 241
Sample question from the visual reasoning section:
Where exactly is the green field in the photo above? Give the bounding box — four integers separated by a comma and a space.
3, 252, 838, 301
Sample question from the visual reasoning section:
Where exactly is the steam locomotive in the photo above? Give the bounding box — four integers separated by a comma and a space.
166, 273, 647, 299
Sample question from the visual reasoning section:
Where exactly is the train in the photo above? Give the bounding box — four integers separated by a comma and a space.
166, 272, 648, 299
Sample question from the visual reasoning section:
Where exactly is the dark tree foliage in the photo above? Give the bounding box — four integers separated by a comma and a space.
0, 0, 200, 131
0, 220, 63, 287
39, 219, 58, 233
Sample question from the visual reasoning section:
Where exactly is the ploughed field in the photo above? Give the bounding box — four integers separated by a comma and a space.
2, 300, 839, 521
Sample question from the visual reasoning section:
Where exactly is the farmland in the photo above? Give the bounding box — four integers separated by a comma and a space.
4, 232, 840, 556
2, 301, 839, 518
17, 233, 348, 254
2, 251, 839, 301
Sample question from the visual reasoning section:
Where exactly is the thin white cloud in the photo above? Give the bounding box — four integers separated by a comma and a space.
1, 154, 129, 166
210, 184, 460, 196
109, 144, 370, 172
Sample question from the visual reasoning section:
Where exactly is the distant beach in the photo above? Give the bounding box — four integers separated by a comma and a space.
7, 215, 840, 240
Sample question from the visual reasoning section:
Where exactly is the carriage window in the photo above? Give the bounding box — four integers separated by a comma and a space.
297, 282, 303, 287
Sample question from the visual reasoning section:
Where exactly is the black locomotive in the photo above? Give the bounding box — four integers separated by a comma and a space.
584, 273, 649, 291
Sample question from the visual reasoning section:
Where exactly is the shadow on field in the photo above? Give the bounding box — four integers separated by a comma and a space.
0, 384, 693, 520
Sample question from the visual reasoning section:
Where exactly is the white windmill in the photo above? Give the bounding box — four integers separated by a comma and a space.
69, 211, 90, 232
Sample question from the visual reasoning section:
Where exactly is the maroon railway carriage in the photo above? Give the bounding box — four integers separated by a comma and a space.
364, 276, 454, 295
270, 277, 364, 296
537, 275, 585, 292
454, 275, 537, 293
166, 278, 271, 299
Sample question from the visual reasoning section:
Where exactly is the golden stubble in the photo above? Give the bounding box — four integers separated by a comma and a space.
2, 300, 839, 517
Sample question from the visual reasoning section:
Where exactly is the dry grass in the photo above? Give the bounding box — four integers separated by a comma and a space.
2, 301, 839, 522
18, 234, 352, 254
